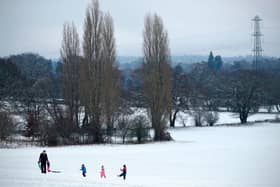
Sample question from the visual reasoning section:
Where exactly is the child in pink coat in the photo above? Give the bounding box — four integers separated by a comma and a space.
100, 165, 106, 178
47, 161, 51, 172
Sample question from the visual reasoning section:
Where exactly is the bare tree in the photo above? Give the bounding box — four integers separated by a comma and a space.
116, 114, 131, 144
102, 13, 120, 137
130, 115, 150, 143
192, 109, 205, 127
169, 65, 190, 127
265, 73, 280, 112
81, 0, 104, 143
221, 70, 262, 124
21, 80, 46, 138
142, 14, 172, 141
39, 76, 73, 145
0, 111, 16, 140
60, 22, 81, 130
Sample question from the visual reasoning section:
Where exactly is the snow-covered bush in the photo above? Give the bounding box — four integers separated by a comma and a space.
129, 115, 150, 143
192, 110, 205, 127
116, 115, 131, 144
204, 111, 219, 126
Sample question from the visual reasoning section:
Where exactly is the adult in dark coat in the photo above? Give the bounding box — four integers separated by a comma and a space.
38, 150, 49, 173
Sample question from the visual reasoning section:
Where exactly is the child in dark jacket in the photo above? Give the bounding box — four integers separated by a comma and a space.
80, 164, 87, 177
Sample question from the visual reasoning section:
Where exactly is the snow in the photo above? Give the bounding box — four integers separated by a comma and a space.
172, 111, 278, 127
129, 108, 279, 127
1, 122, 280, 187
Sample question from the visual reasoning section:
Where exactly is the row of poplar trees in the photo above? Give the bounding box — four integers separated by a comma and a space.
60, 0, 171, 142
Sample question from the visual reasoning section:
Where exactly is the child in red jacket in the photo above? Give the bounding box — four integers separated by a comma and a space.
118, 164, 127, 180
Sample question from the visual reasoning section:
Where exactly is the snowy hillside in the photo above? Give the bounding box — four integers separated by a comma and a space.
1, 123, 280, 187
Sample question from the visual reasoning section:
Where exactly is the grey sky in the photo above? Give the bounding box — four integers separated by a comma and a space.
0, 0, 279, 58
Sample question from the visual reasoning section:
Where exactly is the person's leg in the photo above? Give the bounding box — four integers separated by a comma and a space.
123, 173, 126, 180
40, 163, 44, 173
42, 163, 46, 173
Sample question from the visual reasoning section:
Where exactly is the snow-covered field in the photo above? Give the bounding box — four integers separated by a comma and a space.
173, 111, 278, 126
1, 122, 280, 187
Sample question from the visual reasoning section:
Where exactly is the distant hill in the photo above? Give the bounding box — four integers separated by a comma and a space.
169, 55, 255, 64
116, 55, 255, 70
9, 53, 53, 80
117, 56, 142, 70
2, 53, 278, 72
116, 55, 280, 71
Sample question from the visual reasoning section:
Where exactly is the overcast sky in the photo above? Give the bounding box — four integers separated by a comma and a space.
0, 0, 279, 58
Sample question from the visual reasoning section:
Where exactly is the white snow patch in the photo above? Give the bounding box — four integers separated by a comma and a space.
1, 123, 280, 187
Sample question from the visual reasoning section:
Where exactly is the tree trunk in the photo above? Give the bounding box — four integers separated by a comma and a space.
82, 110, 88, 127
240, 110, 248, 124
169, 109, 179, 128
152, 113, 165, 141
92, 116, 103, 143
276, 104, 280, 112
154, 128, 164, 141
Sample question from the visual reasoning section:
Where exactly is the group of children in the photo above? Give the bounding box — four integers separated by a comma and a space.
39, 150, 127, 180
80, 164, 127, 180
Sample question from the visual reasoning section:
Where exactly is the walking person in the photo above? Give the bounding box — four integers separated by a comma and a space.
80, 164, 87, 177
118, 164, 127, 180
100, 165, 106, 178
38, 150, 49, 174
